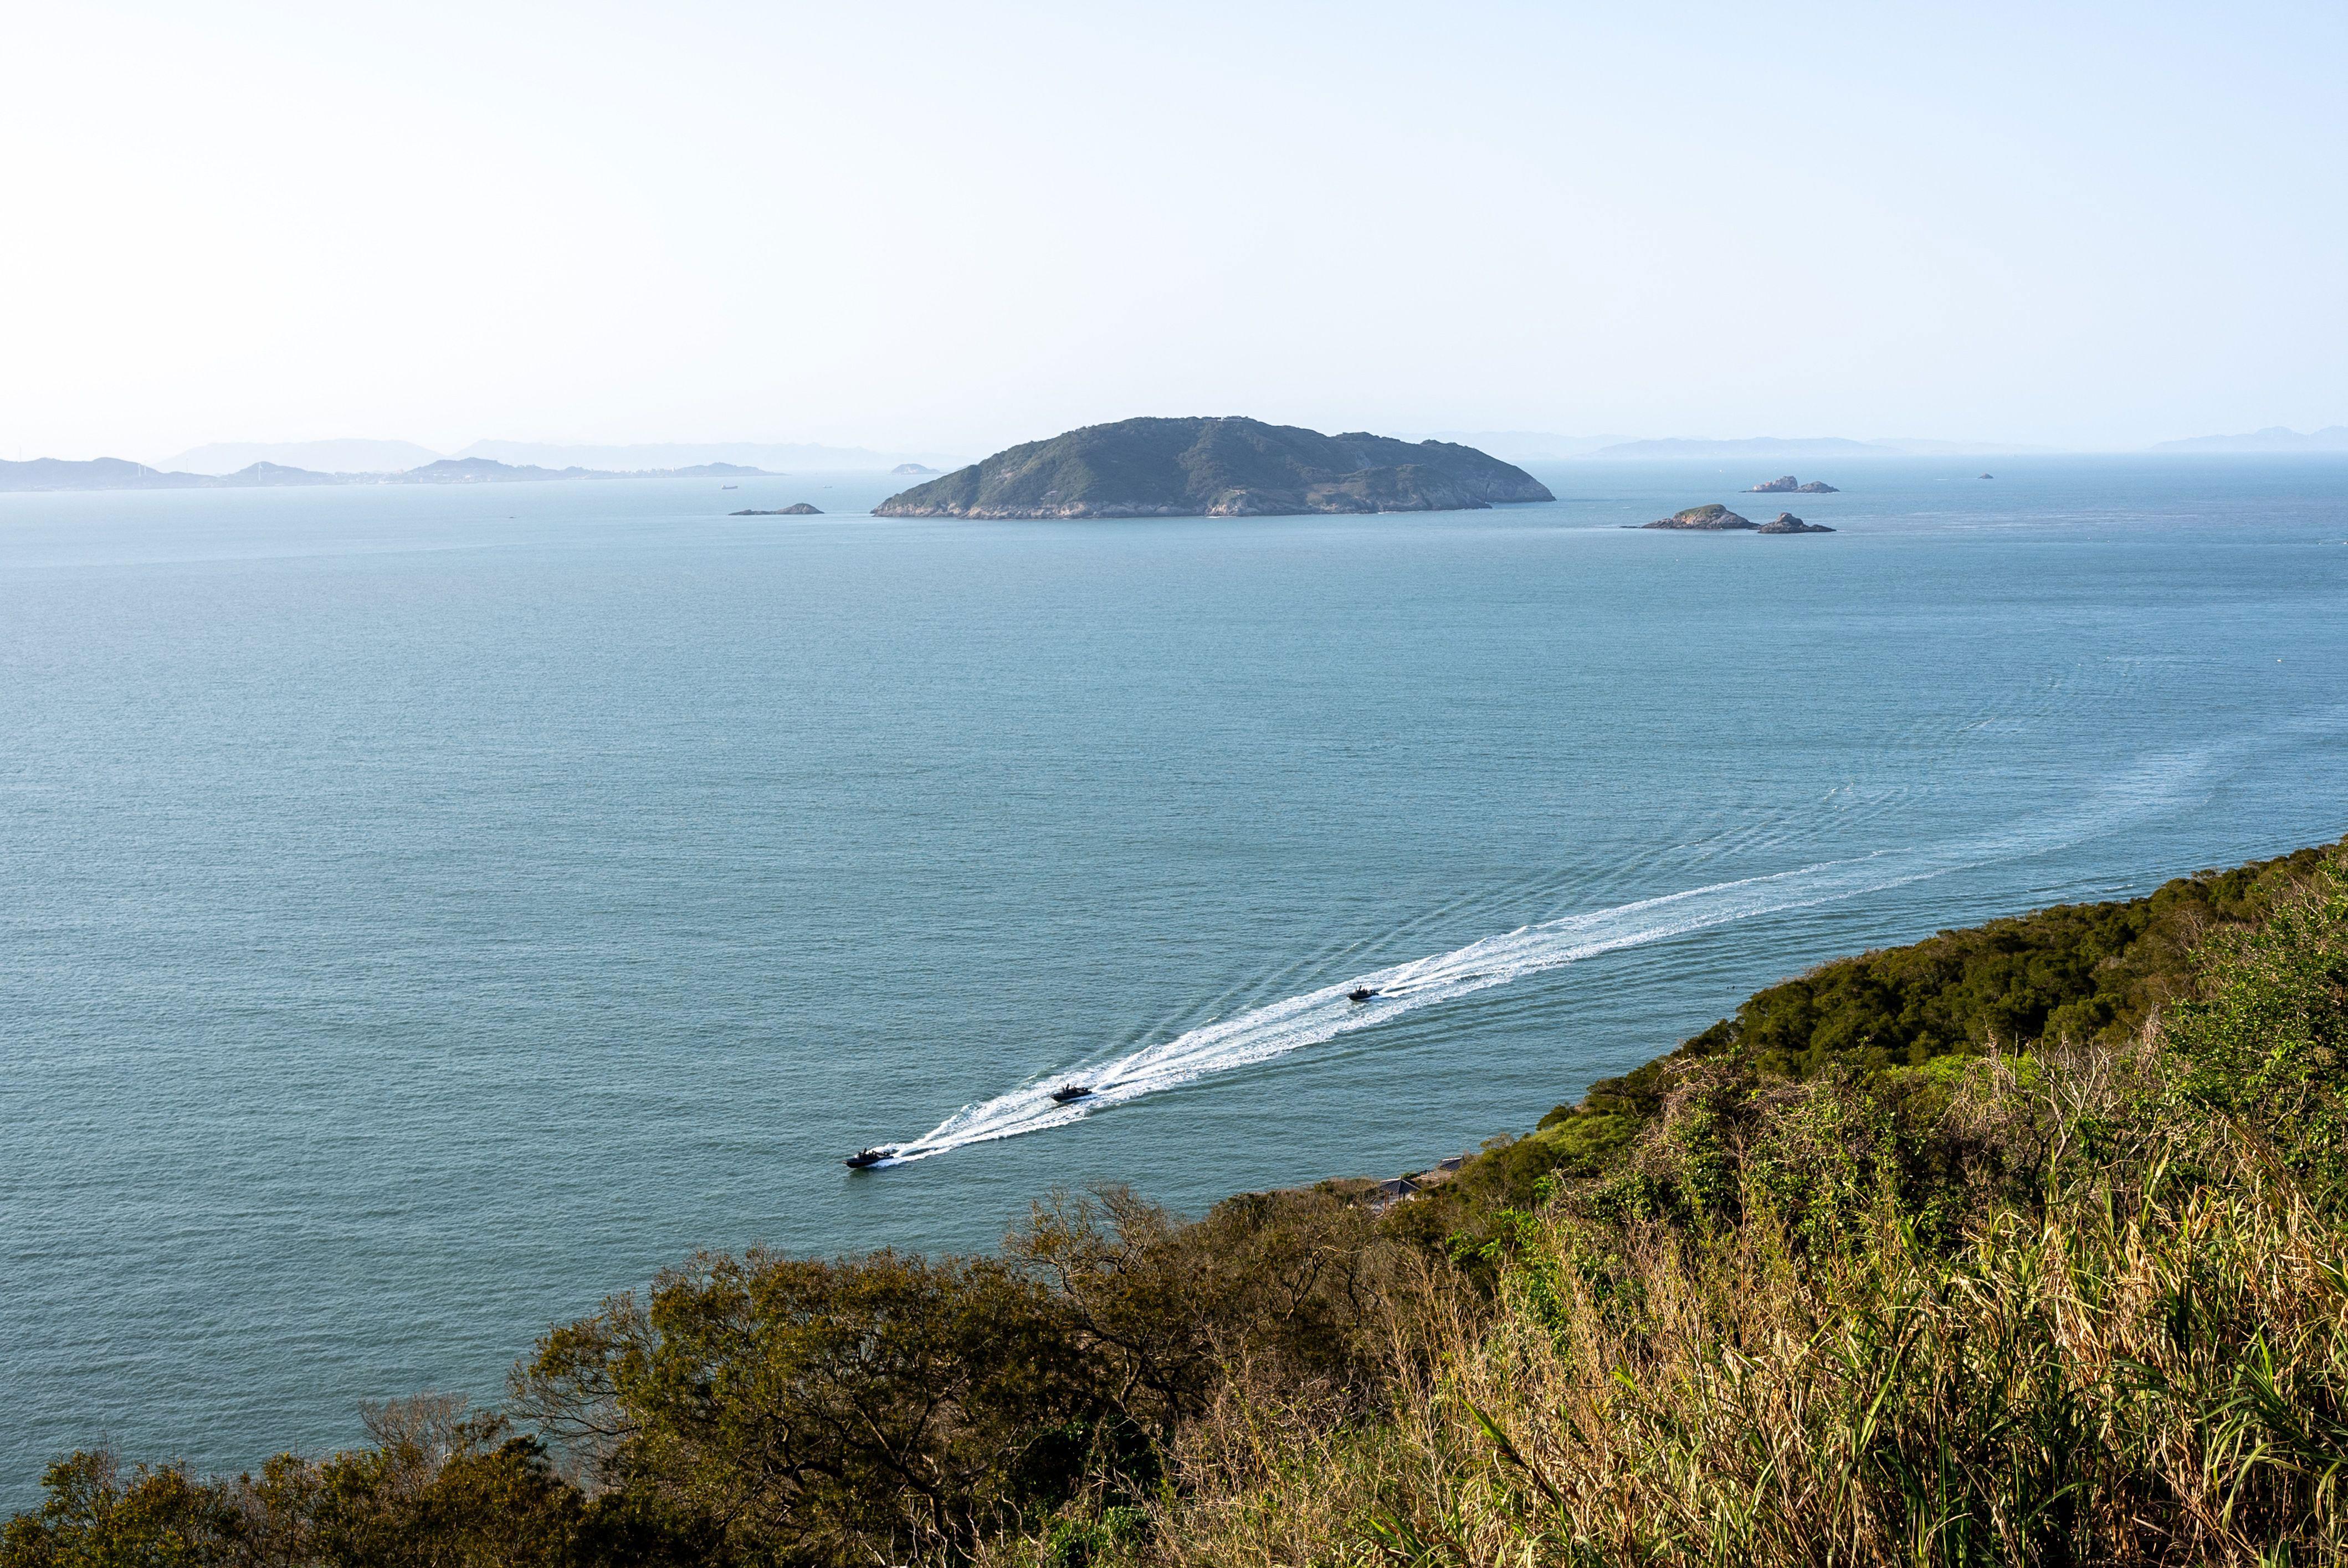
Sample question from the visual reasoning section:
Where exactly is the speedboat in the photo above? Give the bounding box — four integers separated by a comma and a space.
1049, 1084, 1092, 1103
844, 1147, 894, 1169
1347, 986, 1381, 1004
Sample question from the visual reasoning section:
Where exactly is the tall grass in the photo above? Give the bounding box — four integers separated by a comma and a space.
1134, 1036, 2348, 1567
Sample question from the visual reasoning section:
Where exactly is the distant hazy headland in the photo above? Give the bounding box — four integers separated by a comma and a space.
165, 438, 961, 476
2147, 426, 2348, 454
871, 417, 1553, 519
0, 455, 775, 493
0, 438, 970, 494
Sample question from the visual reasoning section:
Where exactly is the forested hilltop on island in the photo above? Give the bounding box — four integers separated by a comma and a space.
870, 417, 1554, 519
11, 839, 2348, 1566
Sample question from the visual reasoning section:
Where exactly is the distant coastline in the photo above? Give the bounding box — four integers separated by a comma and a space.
0, 455, 776, 494
14, 431, 2348, 497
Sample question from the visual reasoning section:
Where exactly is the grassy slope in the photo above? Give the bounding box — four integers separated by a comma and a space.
1390, 841, 2339, 1248
1151, 841, 2348, 1567
874, 418, 1548, 515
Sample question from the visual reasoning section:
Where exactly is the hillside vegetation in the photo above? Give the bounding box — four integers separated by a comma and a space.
9, 841, 2345, 1567
870, 418, 1554, 519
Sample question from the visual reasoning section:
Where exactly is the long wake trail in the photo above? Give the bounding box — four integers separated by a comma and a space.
871, 722, 2311, 1166
876, 852, 1930, 1165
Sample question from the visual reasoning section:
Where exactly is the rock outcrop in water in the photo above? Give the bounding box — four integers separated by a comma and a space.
1639, 505, 1834, 533
731, 503, 823, 515
870, 417, 1552, 519
1642, 505, 1758, 531
1749, 475, 1840, 493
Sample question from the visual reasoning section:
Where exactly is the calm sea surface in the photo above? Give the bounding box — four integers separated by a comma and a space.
4, 457, 2346, 1497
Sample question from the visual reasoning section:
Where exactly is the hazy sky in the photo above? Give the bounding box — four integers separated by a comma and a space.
7, 1, 2344, 459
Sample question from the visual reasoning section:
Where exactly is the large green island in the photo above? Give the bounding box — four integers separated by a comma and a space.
870, 415, 1553, 518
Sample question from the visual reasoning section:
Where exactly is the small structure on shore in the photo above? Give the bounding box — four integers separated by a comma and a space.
1365, 1153, 1473, 1214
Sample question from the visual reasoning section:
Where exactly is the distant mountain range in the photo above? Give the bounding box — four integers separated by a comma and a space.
397, 458, 772, 484
1478, 430, 2348, 460
2148, 426, 2348, 454
157, 438, 967, 476
0, 456, 774, 493
15, 426, 2345, 496
1590, 436, 2054, 459
1405, 431, 1632, 461
162, 439, 447, 475
1408, 433, 2053, 461
449, 440, 966, 474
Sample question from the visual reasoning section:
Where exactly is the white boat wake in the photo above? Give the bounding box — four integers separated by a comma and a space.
873, 851, 1941, 1165
867, 721, 2324, 1167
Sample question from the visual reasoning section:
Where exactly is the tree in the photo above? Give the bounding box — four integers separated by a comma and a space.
515, 1248, 1100, 1564
1, 1451, 240, 1568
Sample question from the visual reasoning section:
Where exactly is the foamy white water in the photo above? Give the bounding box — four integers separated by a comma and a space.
883, 845, 2000, 1164
878, 852, 1935, 1163
876, 721, 2321, 1165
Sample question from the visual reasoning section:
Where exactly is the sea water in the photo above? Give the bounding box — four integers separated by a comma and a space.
3, 457, 2345, 1498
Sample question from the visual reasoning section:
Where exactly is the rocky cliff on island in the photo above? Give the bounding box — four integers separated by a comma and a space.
1642, 504, 1757, 530
1749, 475, 1840, 493
1640, 505, 1833, 533
870, 417, 1552, 519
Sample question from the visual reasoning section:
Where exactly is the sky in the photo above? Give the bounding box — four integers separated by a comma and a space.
4, 0, 2344, 460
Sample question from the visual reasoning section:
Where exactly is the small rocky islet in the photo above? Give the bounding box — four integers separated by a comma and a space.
1637, 504, 1833, 533
1747, 474, 1839, 493
1642, 503, 1755, 530
730, 502, 823, 516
